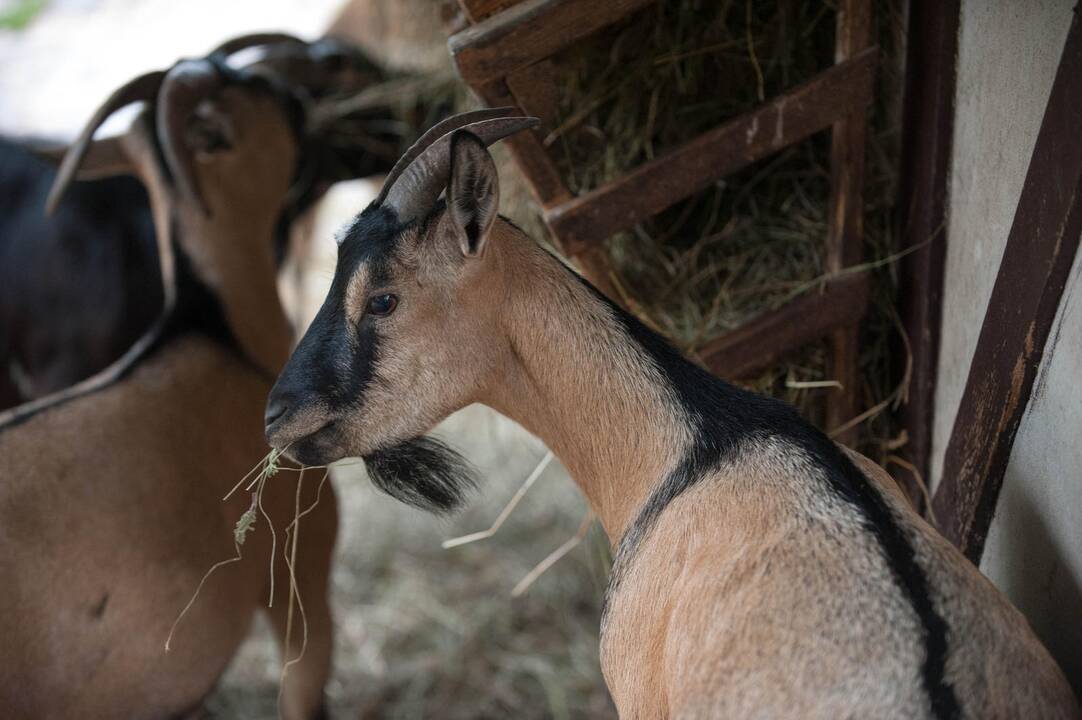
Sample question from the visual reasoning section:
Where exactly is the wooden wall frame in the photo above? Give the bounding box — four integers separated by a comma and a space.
894, 0, 961, 508
931, 10, 1082, 563
450, 0, 877, 441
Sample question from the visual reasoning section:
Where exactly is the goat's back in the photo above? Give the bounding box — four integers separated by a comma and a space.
601, 441, 1079, 719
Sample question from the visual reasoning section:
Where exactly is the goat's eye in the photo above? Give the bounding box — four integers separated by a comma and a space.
366, 293, 398, 317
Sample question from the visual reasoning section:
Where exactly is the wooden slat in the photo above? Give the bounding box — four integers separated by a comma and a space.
544, 47, 878, 255
473, 79, 621, 299
505, 61, 561, 129
931, 12, 1082, 563
449, 0, 655, 86
474, 79, 572, 207
895, 0, 961, 506
457, 0, 525, 23
700, 276, 869, 381
824, 0, 873, 445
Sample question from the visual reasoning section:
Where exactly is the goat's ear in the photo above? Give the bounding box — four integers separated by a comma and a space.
34, 136, 134, 179
74, 137, 136, 180
447, 130, 499, 258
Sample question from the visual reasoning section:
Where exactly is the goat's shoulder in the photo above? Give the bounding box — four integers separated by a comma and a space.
601, 464, 929, 717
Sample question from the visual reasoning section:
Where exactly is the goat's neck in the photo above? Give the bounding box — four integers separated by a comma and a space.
483, 236, 692, 541
178, 211, 292, 378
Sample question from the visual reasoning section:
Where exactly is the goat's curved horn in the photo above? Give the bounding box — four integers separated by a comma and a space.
381, 114, 539, 224
376, 108, 523, 206
157, 58, 224, 215
211, 32, 305, 57
45, 70, 166, 215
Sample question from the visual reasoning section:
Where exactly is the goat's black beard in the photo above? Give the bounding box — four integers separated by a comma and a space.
363, 436, 478, 514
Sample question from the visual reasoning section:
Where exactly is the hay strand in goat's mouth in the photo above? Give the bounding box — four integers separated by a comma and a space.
166, 448, 329, 647
165, 493, 257, 653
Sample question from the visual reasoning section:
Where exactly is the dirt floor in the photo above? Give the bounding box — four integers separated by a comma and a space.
1, 2, 615, 717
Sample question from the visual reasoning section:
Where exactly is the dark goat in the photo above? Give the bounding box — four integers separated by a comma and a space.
0, 139, 160, 407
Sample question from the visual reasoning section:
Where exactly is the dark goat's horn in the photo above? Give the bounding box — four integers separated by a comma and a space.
211, 32, 305, 57
157, 59, 224, 215
381, 113, 539, 224
376, 107, 523, 207
46, 70, 166, 214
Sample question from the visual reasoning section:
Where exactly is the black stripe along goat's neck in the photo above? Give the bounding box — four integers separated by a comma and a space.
601, 291, 960, 719
482, 224, 959, 720
481, 225, 693, 542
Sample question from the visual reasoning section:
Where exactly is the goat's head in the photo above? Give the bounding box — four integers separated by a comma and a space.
265, 109, 537, 511
48, 56, 306, 373
51, 56, 302, 244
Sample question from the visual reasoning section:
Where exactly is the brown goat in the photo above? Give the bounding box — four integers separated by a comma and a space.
0, 32, 397, 412
264, 110, 1080, 719
0, 60, 337, 719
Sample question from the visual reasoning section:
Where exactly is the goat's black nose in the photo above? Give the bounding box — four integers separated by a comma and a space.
264, 395, 291, 429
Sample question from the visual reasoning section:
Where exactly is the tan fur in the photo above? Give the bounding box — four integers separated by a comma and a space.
269, 138, 1080, 718
600, 440, 1078, 718
0, 85, 336, 718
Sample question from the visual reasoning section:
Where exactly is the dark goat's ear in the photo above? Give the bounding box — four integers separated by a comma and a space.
447, 130, 499, 257
72, 137, 136, 180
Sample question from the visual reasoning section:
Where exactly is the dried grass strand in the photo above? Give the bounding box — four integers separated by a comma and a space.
277, 467, 311, 714
442, 451, 555, 549
511, 511, 595, 598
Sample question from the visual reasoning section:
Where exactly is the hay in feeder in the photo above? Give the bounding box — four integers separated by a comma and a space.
542, 0, 908, 456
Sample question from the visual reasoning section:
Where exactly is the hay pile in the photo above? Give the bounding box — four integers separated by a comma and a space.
542, 0, 907, 453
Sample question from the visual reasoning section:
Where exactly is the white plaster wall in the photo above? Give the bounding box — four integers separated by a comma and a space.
983, 249, 1082, 693
932, 0, 1082, 695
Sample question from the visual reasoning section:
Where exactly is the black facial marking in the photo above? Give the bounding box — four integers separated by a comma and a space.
363, 436, 478, 514
270, 203, 414, 427
571, 274, 959, 720
315, 204, 403, 409
336, 203, 402, 282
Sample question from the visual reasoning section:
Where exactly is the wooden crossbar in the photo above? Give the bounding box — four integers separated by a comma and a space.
543, 48, 878, 255
450, 0, 656, 86
701, 275, 869, 381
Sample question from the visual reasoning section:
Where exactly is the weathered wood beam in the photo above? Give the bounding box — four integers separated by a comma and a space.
449, 0, 655, 86
472, 79, 571, 207
895, 0, 961, 506
543, 47, 878, 255
457, 0, 523, 24
701, 275, 869, 381
823, 0, 873, 445
932, 11, 1082, 563
471, 78, 621, 301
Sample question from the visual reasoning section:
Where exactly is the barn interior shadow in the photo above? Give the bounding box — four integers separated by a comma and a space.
988, 485, 1082, 698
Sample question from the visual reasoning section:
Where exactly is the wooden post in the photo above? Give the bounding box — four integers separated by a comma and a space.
931, 11, 1082, 563
824, 0, 873, 445
895, 0, 961, 507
